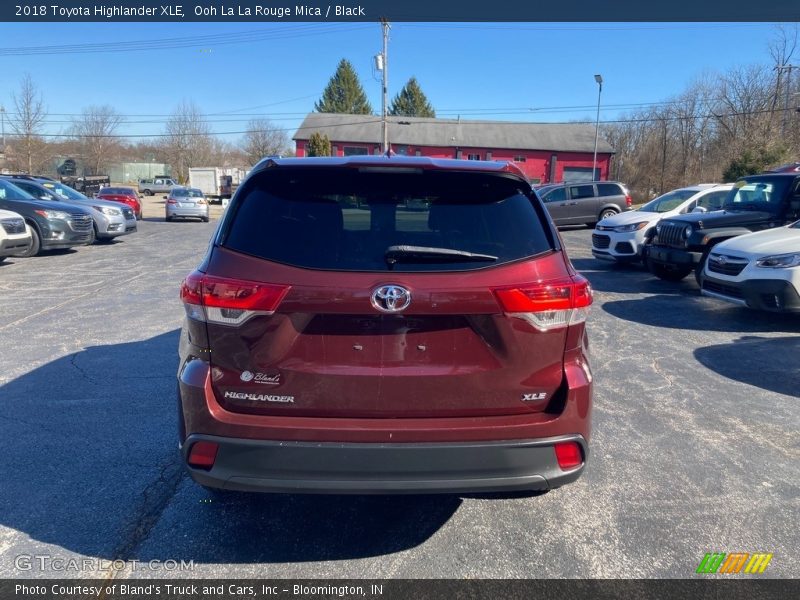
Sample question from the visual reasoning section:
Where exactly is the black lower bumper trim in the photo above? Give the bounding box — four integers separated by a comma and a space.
183, 434, 587, 495
703, 276, 800, 312
648, 245, 701, 266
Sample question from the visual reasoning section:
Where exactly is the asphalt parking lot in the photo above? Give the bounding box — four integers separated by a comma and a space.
0, 217, 797, 579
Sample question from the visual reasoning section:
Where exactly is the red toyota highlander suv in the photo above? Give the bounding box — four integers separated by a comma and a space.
177, 156, 593, 494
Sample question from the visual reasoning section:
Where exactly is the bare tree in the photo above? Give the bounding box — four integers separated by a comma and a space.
10, 74, 47, 173
241, 119, 290, 166
161, 100, 213, 183
70, 105, 123, 175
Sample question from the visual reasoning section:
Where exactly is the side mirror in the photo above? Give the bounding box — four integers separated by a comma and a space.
691, 206, 708, 213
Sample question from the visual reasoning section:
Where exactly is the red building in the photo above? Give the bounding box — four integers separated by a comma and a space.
293, 113, 614, 184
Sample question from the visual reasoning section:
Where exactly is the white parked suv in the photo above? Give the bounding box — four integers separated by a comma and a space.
701, 221, 800, 313
0, 208, 32, 263
591, 184, 733, 263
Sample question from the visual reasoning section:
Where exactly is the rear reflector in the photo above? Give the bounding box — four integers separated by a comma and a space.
187, 441, 219, 470
554, 441, 583, 470
180, 271, 290, 326
625, 195, 632, 207
493, 276, 592, 331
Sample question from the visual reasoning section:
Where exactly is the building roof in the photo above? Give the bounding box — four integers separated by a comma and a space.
293, 113, 614, 154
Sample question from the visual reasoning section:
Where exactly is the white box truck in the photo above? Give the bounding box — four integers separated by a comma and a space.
188, 167, 249, 204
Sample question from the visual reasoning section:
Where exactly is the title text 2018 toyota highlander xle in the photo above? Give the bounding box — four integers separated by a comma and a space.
177, 156, 593, 494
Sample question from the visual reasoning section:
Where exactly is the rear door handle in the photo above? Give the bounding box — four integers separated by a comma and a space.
569, 202, 578, 205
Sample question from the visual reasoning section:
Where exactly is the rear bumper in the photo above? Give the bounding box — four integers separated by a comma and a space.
183, 433, 587, 494
177, 354, 592, 494
166, 206, 209, 218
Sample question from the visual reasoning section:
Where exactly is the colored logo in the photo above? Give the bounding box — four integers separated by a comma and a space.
696, 552, 773, 574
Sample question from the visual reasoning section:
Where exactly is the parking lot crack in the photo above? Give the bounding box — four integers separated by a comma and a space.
646, 356, 675, 391
103, 452, 186, 580
70, 352, 97, 385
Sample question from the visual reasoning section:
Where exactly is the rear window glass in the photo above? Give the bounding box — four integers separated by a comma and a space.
0, 179, 36, 200
222, 168, 554, 272
570, 184, 595, 199
596, 183, 623, 197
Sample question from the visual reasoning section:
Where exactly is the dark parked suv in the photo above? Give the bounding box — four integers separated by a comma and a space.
0, 178, 93, 256
537, 181, 632, 227
178, 156, 593, 494
646, 173, 800, 283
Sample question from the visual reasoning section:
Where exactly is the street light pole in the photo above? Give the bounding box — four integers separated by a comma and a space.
0, 105, 5, 151
380, 19, 390, 153
592, 74, 603, 181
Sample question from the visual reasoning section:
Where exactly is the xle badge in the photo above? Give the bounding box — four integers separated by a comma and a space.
522, 393, 547, 401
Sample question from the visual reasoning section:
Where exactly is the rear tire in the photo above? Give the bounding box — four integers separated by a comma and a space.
17, 226, 41, 257
599, 208, 619, 221
142, 189, 152, 197
647, 258, 692, 281
202, 217, 209, 223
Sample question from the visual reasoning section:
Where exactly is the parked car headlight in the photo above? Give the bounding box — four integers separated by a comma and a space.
655, 223, 662, 235
683, 225, 693, 238
613, 221, 649, 233
93, 206, 122, 216
755, 253, 800, 268
34, 209, 71, 220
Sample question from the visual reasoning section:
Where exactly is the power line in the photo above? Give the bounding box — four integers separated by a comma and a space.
0, 24, 372, 56
0, 100, 710, 120
20, 107, 798, 139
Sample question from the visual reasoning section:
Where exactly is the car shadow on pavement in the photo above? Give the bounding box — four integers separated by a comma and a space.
134, 488, 462, 565
694, 335, 800, 397
570, 257, 694, 296
602, 294, 800, 333
0, 330, 460, 571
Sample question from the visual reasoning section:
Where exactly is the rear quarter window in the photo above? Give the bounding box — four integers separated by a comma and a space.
596, 183, 623, 197
221, 168, 555, 272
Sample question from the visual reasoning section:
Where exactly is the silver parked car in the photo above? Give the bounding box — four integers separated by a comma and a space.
7, 177, 137, 243
165, 187, 209, 222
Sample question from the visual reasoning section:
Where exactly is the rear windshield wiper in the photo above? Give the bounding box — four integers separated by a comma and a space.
384, 245, 498, 269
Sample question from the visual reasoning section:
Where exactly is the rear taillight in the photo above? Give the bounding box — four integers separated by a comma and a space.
187, 441, 218, 470
625, 194, 632, 207
554, 441, 583, 470
493, 276, 592, 331
167, 199, 178, 204
180, 270, 290, 326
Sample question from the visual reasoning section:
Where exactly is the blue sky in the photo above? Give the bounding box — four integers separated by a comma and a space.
0, 22, 789, 143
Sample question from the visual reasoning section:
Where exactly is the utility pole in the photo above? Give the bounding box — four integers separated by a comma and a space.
776, 64, 797, 136
592, 74, 603, 180
0, 105, 5, 152
380, 19, 390, 153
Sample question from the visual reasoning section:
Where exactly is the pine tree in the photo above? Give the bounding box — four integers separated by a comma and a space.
306, 132, 332, 157
389, 77, 435, 117
315, 59, 373, 114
